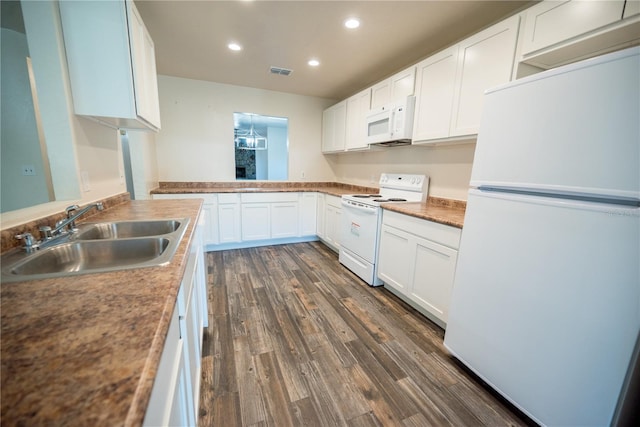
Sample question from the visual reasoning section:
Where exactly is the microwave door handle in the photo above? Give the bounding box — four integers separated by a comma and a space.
390, 109, 396, 137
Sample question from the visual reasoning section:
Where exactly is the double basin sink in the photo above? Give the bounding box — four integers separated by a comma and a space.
1, 218, 190, 283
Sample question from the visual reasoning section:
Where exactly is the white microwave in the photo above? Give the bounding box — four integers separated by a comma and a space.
366, 96, 416, 146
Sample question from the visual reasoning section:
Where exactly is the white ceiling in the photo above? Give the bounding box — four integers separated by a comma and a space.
136, 0, 533, 101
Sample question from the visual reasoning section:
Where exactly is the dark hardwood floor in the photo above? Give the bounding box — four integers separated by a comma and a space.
198, 241, 527, 426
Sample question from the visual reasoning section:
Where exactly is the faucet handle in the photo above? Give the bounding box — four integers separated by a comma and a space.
16, 233, 37, 252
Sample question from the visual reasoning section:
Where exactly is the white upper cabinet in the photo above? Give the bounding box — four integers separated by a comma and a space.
321, 100, 347, 153
625, 0, 640, 18
370, 66, 416, 108
449, 15, 520, 137
412, 46, 459, 141
345, 89, 372, 151
413, 15, 519, 143
520, 0, 639, 69
59, 0, 161, 131
521, 0, 625, 56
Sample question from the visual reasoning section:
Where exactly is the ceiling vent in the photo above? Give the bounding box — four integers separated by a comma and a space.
270, 66, 293, 76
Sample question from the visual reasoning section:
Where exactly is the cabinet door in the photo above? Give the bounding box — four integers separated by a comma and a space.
625, 0, 640, 18
143, 305, 184, 426
218, 203, 241, 243
378, 225, 413, 293
241, 203, 270, 241
201, 202, 219, 246
271, 202, 299, 238
370, 79, 392, 109
390, 66, 416, 99
324, 204, 342, 250
127, 1, 161, 128
522, 0, 625, 56
450, 15, 520, 137
412, 46, 459, 142
332, 101, 347, 152
322, 101, 347, 153
345, 89, 372, 151
410, 237, 459, 324
299, 193, 318, 236
322, 108, 333, 152
316, 193, 326, 238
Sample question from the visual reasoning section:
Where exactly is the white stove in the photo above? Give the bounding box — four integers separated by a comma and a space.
339, 173, 429, 286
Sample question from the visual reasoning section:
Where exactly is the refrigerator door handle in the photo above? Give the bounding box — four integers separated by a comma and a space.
470, 188, 640, 216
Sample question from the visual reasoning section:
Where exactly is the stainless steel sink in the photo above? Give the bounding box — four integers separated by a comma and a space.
72, 219, 183, 240
1, 218, 190, 283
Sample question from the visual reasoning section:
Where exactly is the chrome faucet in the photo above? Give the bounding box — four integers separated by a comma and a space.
50, 202, 104, 236
15, 202, 104, 252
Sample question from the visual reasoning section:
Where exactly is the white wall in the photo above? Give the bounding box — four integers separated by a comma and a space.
328, 142, 476, 201
155, 75, 336, 182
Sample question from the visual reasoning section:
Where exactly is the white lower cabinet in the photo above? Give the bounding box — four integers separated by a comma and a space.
378, 210, 461, 328
240, 193, 300, 241
218, 193, 242, 243
316, 193, 326, 239
241, 203, 271, 240
144, 215, 207, 426
299, 192, 318, 236
322, 195, 342, 252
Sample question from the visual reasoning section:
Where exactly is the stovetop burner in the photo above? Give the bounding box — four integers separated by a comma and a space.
352, 194, 382, 198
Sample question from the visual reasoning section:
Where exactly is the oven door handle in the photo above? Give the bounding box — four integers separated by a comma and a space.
341, 200, 378, 214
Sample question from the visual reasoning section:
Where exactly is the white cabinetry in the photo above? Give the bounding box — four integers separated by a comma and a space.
370, 66, 416, 108
522, 0, 624, 55
449, 15, 520, 137
345, 89, 372, 151
240, 193, 299, 240
58, 0, 161, 131
316, 193, 326, 238
299, 192, 318, 236
218, 193, 242, 244
322, 101, 347, 153
520, 0, 639, 69
321, 195, 343, 252
144, 216, 207, 426
412, 16, 519, 143
411, 46, 459, 141
625, 0, 640, 18
152, 194, 219, 245
378, 210, 461, 328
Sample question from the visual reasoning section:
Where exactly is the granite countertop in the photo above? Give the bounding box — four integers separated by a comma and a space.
151, 182, 466, 227
382, 197, 467, 228
150, 181, 379, 198
0, 199, 203, 426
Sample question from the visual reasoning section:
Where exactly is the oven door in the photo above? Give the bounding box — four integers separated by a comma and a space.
340, 200, 380, 264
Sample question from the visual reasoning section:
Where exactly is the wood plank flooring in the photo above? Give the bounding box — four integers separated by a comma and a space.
198, 242, 529, 427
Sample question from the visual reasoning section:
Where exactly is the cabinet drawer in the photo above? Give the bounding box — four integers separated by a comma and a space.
240, 192, 299, 203
218, 193, 240, 204
383, 210, 461, 249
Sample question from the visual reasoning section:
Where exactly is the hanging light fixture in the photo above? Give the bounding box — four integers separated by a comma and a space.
235, 114, 268, 150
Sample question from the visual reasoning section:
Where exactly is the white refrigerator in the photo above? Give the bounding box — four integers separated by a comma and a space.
444, 47, 640, 427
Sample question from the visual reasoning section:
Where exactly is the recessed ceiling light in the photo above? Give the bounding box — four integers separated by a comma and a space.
228, 42, 242, 51
344, 18, 360, 29
308, 59, 320, 67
